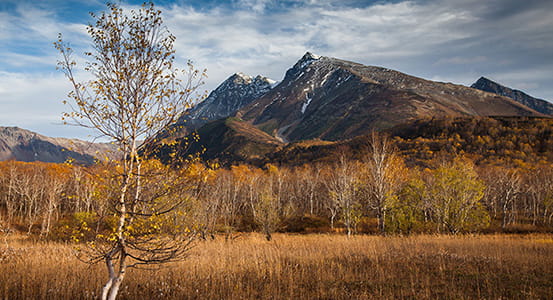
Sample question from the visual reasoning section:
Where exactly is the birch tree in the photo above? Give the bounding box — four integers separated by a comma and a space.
360, 132, 407, 234
55, 3, 205, 299
325, 155, 361, 236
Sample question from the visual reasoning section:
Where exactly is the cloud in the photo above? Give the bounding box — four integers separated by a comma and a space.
0, 2, 89, 73
235, 0, 275, 13
158, 0, 553, 101
0, 71, 97, 138
160, 0, 552, 94
1, 0, 552, 139
435, 56, 488, 66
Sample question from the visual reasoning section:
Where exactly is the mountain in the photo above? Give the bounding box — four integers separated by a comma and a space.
471, 77, 553, 115
0, 127, 115, 164
237, 52, 542, 142
175, 72, 275, 133
159, 115, 553, 167
266, 116, 553, 167
152, 117, 283, 164
154, 53, 548, 165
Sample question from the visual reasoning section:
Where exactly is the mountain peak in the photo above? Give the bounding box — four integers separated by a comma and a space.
239, 54, 543, 142
284, 52, 324, 82
297, 51, 321, 68
471, 77, 505, 90
230, 72, 253, 84
303, 51, 320, 60
175, 72, 275, 131
471, 77, 553, 115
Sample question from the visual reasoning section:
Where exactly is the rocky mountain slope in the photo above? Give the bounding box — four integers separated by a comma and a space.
175, 72, 275, 133
152, 118, 283, 164
471, 77, 553, 115
152, 53, 549, 165
237, 53, 542, 142
159, 115, 553, 167
0, 127, 115, 164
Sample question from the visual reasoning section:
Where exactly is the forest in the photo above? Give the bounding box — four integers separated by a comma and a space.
1, 133, 552, 241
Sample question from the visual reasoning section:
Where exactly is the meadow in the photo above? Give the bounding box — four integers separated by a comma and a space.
1, 233, 553, 299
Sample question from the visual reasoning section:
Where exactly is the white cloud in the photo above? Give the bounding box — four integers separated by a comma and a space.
0, 71, 97, 139
236, 0, 275, 13
158, 1, 486, 91
1, 0, 552, 139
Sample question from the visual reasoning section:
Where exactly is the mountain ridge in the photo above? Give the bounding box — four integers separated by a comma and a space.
174, 72, 275, 135
152, 53, 548, 165
471, 77, 553, 115
236, 52, 542, 142
0, 126, 116, 164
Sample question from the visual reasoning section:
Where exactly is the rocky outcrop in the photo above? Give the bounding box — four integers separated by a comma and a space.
175, 72, 275, 132
471, 77, 553, 115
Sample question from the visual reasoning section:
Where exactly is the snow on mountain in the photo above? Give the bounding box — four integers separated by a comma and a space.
176, 72, 275, 131
238, 52, 543, 142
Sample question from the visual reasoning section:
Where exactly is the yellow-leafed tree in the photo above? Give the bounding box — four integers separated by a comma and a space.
55, 3, 205, 299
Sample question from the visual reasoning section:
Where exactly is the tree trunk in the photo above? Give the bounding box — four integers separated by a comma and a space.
102, 152, 132, 300
377, 208, 386, 234
108, 254, 127, 300
264, 227, 272, 241
101, 251, 116, 300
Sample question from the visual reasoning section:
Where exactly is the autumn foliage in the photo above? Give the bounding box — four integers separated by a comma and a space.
1, 150, 552, 238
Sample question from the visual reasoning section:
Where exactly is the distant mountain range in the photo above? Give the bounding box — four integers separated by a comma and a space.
0, 127, 115, 164
2, 53, 551, 165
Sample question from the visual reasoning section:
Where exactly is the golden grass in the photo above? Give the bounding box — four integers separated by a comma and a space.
2, 233, 553, 299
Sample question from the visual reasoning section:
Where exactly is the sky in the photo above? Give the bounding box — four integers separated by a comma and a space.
1, 0, 552, 139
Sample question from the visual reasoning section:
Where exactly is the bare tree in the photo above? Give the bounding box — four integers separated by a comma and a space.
360, 132, 406, 234
524, 165, 553, 226
293, 164, 323, 216
325, 155, 361, 236
480, 167, 522, 229
215, 169, 244, 240
0, 161, 18, 225
55, 3, 205, 299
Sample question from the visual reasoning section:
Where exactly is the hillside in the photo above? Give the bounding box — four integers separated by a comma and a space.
471, 77, 553, 115
151, 117, 283, 164
161, 116, 551, 167
0, 126, 115, 164
266, 116, 553, 167
237, 53, 542, 142
172, 72, 275, 136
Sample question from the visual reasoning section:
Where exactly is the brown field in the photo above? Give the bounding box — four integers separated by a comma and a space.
1, 233, 553, 299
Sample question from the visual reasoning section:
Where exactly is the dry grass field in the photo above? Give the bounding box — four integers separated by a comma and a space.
1, 233, 553, 299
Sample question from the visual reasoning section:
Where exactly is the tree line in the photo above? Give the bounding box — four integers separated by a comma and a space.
1, 136, 552, 240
